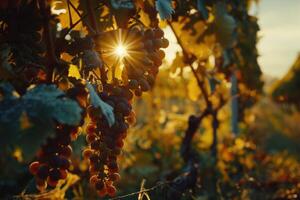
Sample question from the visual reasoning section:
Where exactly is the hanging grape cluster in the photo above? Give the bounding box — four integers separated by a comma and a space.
80, 27, 169, 196
28, 80, 87, 191
125, 27, 168, 96
29, 125, 79, 191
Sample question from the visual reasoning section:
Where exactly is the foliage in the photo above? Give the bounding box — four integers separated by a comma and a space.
272, 54, 300, 109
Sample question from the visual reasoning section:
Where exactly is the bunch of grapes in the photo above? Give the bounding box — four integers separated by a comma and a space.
29, 125, 79, 191
81, 27, 168, 197
83, 86, 133, 197
29, 80, 87, 191
124, 27, 168, 96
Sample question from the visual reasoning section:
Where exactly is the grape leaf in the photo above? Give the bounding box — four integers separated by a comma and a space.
155, 0, 174, 20
0, 83, 23, 149
23, 84, 82, 125
0, 83, 82, 160
86, 83, 115, 127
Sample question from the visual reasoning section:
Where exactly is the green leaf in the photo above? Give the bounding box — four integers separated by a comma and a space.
23, 84, 82, 125
86, 83, 115, 127
155, 0, 174, 20
0, 83, 82, 160
0, 83, 22, 148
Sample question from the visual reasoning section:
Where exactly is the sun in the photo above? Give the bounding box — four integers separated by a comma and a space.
114, 44, 128, 58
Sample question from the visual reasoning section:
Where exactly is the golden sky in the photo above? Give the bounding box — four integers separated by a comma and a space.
253, 0, 300, 78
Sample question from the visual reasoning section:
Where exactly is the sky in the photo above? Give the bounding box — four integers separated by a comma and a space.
253, 0, 300, 78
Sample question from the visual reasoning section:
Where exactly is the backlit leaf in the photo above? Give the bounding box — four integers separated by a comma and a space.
187, 76, 201, 101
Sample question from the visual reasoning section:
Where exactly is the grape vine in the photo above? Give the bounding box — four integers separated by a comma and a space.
0, 0, 266, 199
9, 0, 170, 196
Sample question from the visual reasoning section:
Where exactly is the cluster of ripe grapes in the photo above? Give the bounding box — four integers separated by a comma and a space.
84, 94, 131, 197
28, 80, 86, 191
29, 125, 79, 191
124, 27, 168, 96
28, 27, 168, 197
81, 27, 168, 196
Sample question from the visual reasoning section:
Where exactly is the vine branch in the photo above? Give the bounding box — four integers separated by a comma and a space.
67, 0, 73, 27
62, 3, 103, 38
109, 181, 170, 200
86, 0, 100, 34
39, 0, 57, 82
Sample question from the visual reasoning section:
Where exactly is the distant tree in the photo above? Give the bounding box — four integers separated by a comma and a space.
272, 54, 300, 108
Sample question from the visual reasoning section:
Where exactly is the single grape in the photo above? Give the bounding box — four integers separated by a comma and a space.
98, 187, 107, 197
106, 185, 117, 197
86, 133, 97, 143
95, 180, 105, 190
161, 38, 169, 48
49, 168, 61, 181
154, 28, 164, 38
59, 145, 72, 157
89, 174, 99, 185
144, 29, 154, 39
47, 178, 58, 187
128, 79, 139, 89
83, 148, 94, 159
86, 124, 96, 134
109, 173, 121, 182
59, 169, 68, 179
29, 161, 40, 175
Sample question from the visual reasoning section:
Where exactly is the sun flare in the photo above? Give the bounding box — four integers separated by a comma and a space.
114, 44, 128, 58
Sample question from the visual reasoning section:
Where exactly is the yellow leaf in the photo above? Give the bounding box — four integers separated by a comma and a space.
187, 76, 201, 101
52, 0, 84, 31
139, 10, 151, 27
68, 64, 81, 79
170, 20, 211, 60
